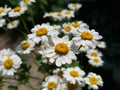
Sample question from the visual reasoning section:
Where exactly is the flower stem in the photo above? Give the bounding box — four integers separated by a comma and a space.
28, 7, 35, 26
20, 16, 29, 33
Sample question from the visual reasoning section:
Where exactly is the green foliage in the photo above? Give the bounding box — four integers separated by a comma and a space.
8, 85, 18, 90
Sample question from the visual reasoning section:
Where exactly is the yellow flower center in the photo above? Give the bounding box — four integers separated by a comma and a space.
55, 43, 69, 55
67, 82, 78, 90
89, 77, 98, 85
0, 8, 5, 13
81, 31, 93, 40
4, 58, 13, 69
24, 0, 30, 3
72, 22, 80, 27
70, 70, 79, 77
57, 71, 63, 78
93, 58, 99, 63
91, 52, 97, 57
71, 3, 77, 7
21, 42, 30, 50
48, 82, 57, 90
57, 12, 62, 16
10, 21, 16, 25
65, 11, 71, 15
14, 6, 21, 12
36, 27, 48, 36
64, 25, 72, 32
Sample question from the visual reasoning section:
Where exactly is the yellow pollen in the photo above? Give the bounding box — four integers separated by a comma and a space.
14, 6, 21, 12
81, 31, 93, 40
67, 82, 78, 90
24, 0, 29, 3
55, 43, 69, 55
64, 25, 72, 32
36, 27, 48, 36
4, 58, 13, 69
70, 70, 79, 77
71, 3, 77, 7
72, 22, 80, 27
0, 8, 5, 13
89, 77, 98, 85
91, 52, 97, 57
48, 82, 57, 90
21, 42, 30, 50
93, 58, 99, 63
57, 71, 63, 78
57, 12, 62, 16
65, 11, 71, 15
10, 21, 16, 25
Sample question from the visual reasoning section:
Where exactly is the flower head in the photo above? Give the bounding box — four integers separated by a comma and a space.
28, 23, 54, 44
84, 72, 103, 90
68, 3, 82, 11
63, 66, 85, 85
8, 3, 27, 17
0, 49, 22, 76
7, 20, 19, 29
41, 35, 77, 66
0, 5, 11, 17
73, 28, 102, 48
16, 39, 35, 54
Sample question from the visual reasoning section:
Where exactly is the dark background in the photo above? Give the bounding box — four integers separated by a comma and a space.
0, 0, 120, 90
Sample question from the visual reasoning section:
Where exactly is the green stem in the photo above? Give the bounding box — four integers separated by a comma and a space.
28, 7, 35, 26
2, 27, 8, 32
5, 16, 11, 22
17, 29, 27, 39
20, 16, 29, 33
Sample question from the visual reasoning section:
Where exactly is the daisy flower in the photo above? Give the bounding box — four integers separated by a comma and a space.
41, 75, 59, 90
16, 39, 35, 54
7, 20, 19, 29
96, 41, 106, 49
68, 3, 82, 11
62, 23, 75, 35
0, 5, 11, 17
86, 49, 103, 59
19, 0, 36, 6
88, 57, 104, 67
0, 49, 22, 76
71, 21, 89, 31
43, 35, 77, 67
72, 28, 102, 48
84, 72, 103, 90
63, 66, 85, 85
8, 3, 27, 17
52, 11, 65, 21
43, 12, 54, 18
28, 23, 54, 44
0, 18, 6, 28
62, 10, 75, 19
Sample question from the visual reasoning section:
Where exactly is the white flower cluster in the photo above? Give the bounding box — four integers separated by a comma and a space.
41, 67, 103, 90
0, 0, 36, 29
43, 3, 82, 21
0, 1, 106, 90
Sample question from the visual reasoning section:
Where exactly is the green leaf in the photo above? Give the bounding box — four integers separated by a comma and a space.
8, 85, 18, 90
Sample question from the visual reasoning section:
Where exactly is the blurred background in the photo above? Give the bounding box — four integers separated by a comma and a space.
0, 0, 120, 90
